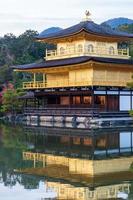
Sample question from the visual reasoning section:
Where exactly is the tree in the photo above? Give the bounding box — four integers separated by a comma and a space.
0, 30, 47, 88
0, 84, 25, 114
117, 24, 133, 58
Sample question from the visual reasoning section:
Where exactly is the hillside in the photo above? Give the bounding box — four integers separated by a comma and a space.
101, 17, 133, 29
40, 27, 62, 36
0, 30, 54, 88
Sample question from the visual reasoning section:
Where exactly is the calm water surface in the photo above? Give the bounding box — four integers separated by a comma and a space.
0, 123, 133, 199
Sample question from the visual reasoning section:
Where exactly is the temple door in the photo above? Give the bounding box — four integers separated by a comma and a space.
107, 95, 119, 111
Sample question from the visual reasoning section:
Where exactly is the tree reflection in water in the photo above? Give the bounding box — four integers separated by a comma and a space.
0, 123, 41, 189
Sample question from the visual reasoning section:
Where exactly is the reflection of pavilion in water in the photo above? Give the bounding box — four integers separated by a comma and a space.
46, 181, 130, 200
22, 128, 133, 199
24, 127, 133, 159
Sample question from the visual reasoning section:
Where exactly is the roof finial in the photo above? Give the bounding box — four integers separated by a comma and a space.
82, 10, 92, 22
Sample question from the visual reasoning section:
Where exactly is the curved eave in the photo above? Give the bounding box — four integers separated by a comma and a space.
13, 56, 133, 73
14, 58, 92, 72
36, 28, 133, 43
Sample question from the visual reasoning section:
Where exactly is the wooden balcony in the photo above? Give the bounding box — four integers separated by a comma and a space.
46, 46, 130, 60
23, 80, 92, 89
23, 79, 128, 89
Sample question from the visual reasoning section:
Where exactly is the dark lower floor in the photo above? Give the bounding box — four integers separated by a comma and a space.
22, 88, 133, 112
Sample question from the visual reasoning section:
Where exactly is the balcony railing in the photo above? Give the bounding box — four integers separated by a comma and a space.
23, 80, 92, 89
46, 46, 130, 60
23, 79, 128, 89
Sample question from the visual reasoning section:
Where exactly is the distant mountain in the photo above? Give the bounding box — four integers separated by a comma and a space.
101, 17, 133, 29
40, 27, 62, 36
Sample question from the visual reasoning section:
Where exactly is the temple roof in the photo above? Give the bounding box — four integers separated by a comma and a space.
13, 56, 133, 70
36, 20, 133, 41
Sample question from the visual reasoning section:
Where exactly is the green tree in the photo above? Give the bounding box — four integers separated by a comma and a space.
1, 87, 25, 114
117, 24, 133, 34
117, 24, 133, 57
0, 30, 47, 87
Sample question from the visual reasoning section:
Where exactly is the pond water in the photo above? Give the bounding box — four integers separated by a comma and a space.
0, 123, 133, 199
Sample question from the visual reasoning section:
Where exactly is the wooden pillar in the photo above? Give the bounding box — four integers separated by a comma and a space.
69, 93, 72, 108
91, 88, 94, 109
105, 88, 108, 112
46, 48, 48, 58
33, 73, 36, 82
118, 88, 120, 111
130, 90, 132, 110
55, 95, 58, 105
33, 73, 36, 87
43, 73, 46, 87
33, 154, 36, 168
80, 137, 84, 146
43, 73, 45, 81
43, 156, 46, 168
81, 93, 83, 106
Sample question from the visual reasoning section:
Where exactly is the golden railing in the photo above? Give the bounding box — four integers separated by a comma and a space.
23, 80, 93, 89
46, 46, 129, 60
23, 79, 128, 89
23, 152, 45, 162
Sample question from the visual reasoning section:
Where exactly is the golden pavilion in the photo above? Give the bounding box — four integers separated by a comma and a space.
14, 12, 133, 116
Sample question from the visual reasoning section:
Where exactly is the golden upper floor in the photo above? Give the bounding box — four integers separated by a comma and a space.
36, 16, 133, 60
46, 41, 130, 60
14, 58, 133, 89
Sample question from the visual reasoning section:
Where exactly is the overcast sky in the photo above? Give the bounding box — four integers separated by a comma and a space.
0, 0, 133, 36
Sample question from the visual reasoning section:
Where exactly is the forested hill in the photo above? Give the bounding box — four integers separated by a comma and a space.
0, 30, 54, 86
101, 17, 133, 29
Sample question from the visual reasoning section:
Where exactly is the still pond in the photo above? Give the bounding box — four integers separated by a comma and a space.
0, 123, 133, 199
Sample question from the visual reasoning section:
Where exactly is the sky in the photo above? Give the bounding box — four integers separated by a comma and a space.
0, 181, 57, 200
0, 0, 133, 36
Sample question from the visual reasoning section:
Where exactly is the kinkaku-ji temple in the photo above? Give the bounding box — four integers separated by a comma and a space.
13, 12, 133, 125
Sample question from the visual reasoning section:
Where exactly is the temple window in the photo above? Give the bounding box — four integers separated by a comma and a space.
77, 44, 83, 53
83, 96, 92, 104
60, 136, 70, 145
109, 46, 115, 55
60, 96, 70, 105
94, 96, 105, 105
72, 96, 81, 104
87, 44, 94, 53
94, 96, 106, 111
73, 137, 81, 145
60, 47, 65, 55
67, 44, 75, 54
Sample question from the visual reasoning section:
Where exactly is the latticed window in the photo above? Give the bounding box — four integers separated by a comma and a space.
77, 44, 83, 53
88, 44, 94, 53
60, 47, 65, 55
109, 46, 115, 55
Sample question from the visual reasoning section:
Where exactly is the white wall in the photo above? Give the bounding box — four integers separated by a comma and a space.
57, 40, 118, 54
120, 96, 131, 111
